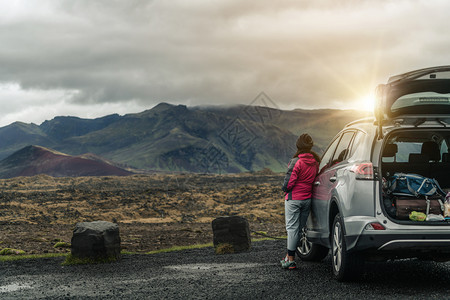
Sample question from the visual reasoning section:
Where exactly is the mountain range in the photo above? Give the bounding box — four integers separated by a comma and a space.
0, 103, 370, 177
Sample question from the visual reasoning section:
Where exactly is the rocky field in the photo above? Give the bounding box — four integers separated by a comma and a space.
0, 172, 286, 254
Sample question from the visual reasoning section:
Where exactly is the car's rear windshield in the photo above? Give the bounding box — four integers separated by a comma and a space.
391, 91, 450, 114
388, 79, 450, 116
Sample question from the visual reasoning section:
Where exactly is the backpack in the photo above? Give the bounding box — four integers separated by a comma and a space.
387, 173, 446, 198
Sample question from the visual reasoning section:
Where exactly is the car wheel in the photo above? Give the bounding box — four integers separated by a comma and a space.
297, 228, 329, 261
331, 214, 364, 281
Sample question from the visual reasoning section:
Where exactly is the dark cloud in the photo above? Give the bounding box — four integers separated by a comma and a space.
0, 0, 449, 126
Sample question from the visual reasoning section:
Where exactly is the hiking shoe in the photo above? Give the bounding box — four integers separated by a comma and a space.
280, 258, 297, 270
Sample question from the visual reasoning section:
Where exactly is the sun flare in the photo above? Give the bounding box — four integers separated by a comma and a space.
354, 93, 376, 112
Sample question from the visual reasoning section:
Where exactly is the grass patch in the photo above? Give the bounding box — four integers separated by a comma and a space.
252, 236, 287, 242
62, 253, 120, 265
0, 248, 26, 255
0, 253, 67, 262
120, 250, 139, 255
54, 242, 71, 249
253, 231, 268, 236
145, 236, 286, 255
251, 230, 287, 240
145, 242, 213, 255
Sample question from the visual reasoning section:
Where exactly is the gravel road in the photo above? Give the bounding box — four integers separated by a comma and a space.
2, 239, 450, 299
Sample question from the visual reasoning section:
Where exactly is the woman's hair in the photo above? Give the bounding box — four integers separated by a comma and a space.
293, 133, 321, 163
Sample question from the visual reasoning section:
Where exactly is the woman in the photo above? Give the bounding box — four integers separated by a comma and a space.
280, 133, 320, 270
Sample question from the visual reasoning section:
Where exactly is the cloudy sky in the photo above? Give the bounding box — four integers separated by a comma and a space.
0, 0, 448, 126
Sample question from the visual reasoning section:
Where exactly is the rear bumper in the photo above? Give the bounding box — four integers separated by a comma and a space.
343, 215, 450, 249
378, 239, 450, 251
353, 233, 450, 250
349, 232, 450, 260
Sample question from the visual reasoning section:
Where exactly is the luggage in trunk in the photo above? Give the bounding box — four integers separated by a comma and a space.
395, 197, 444, 220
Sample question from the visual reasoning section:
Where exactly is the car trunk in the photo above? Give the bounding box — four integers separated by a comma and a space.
380, 124, 450, 223
375, 66, 450, 223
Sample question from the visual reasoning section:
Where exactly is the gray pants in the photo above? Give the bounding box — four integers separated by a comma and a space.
285, 199, 311, 254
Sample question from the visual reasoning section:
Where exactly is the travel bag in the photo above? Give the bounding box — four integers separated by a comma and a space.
395, 197, 444, 220
388, 173, 446, 198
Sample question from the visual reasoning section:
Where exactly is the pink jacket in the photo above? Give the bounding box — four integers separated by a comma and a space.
282, 153, 319, 200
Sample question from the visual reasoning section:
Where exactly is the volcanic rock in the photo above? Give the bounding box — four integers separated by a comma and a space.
71, 221, 121, 260
212, 216, 251, 252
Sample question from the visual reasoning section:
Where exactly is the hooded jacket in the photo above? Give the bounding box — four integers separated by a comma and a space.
282, 153, 319, 200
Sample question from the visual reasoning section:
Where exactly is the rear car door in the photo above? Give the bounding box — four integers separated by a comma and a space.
375, 66, 450, 124
309, 131, 355, 238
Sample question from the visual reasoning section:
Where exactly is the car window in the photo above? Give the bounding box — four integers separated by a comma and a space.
391, 91, 450, 115
319, 135, 340, 172
347, 131, 364, 159
331, 131, 355, 165
441, 140, 448, 154
382, 142, 422, 163
384, 75, 450, 118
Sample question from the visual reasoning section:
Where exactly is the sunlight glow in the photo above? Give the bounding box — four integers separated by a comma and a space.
353, 93, 376, 112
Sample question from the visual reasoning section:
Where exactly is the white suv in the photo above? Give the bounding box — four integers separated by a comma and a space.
297, 66, 450, 281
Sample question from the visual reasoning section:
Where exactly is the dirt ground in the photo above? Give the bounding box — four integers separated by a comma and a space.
0, 173, 286, 254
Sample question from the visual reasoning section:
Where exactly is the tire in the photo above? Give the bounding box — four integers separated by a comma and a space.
331, 214, 364, 281
296, 228, 329, 262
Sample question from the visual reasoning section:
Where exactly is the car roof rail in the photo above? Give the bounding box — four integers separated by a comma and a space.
344, 117, 375, 128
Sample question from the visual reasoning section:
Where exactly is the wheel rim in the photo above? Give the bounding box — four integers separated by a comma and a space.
332, 222, 342, 272
298, 228, 312, 255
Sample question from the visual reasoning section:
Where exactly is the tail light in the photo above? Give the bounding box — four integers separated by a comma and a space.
350, 162, 374, 180
364, 222, 386, 230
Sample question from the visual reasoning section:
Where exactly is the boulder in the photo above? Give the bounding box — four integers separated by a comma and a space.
71, 221, 121, 260
212, 216, 251, 252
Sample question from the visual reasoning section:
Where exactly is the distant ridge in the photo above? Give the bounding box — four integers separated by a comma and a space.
0, 145, 133, 179
0, 103, 370, 174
